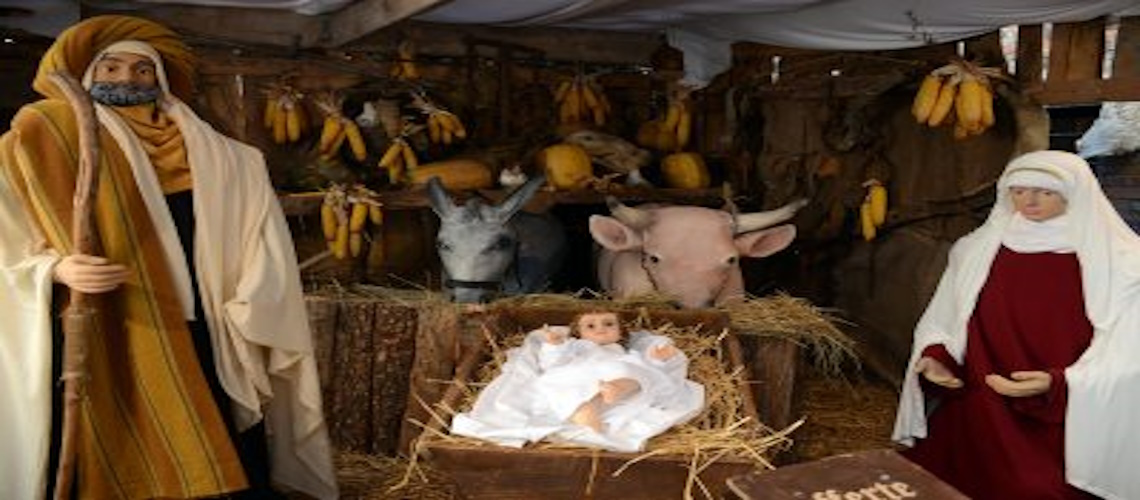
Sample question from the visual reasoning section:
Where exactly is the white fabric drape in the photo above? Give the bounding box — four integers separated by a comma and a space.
892, 150, 1140, 500
0, 144, 61, 500
164, 96, 338, 499
415, 0, 1140, 86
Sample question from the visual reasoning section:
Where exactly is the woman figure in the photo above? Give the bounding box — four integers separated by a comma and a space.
893, 150, 1140, 500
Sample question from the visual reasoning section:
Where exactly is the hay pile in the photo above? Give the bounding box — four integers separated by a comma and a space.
496, 290, 856, 374
323, 451, 459, 500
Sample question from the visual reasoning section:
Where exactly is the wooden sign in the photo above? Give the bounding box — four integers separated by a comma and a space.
726, 449, 968, 500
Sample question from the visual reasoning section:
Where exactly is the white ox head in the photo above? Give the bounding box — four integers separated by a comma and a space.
589, 198, 806, 308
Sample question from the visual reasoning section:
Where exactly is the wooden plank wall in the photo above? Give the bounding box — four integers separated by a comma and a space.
1023, 15, 1140, 104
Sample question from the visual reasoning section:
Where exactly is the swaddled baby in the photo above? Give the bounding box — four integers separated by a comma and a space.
450, 311, 705, 452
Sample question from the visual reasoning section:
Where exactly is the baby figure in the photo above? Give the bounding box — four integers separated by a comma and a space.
540, 311, 681, 432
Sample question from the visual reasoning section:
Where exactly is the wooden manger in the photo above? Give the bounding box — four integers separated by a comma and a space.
414, 306, 801, 500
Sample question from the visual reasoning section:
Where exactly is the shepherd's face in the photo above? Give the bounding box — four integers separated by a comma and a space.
89, 51, 161, 106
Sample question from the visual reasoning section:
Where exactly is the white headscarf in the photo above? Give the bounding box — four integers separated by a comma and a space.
893, 150, 1140, 500
1000, 165, 1074, 252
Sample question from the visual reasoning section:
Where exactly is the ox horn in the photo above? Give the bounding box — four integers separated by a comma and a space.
606, 196, 652, 228
735, 198, 809, 234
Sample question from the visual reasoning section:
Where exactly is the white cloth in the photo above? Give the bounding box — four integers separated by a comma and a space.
451, 327, 705, 453
165, 96, 338, 499
0, 95, 338, 499
1000, 212, 1075, 254
892, 150, 1140, 500
1006, 168, 1069, 198
0, 143, 61, 500
413, 0, 1138, 86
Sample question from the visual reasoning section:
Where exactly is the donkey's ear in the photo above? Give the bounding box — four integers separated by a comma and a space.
495, 174, 546, 220
426, 176, 456, 218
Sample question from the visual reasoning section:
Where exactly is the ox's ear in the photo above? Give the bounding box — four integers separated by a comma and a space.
495, 174, 546, 221
426, 176, 456, 218
589, 215, 643, 251
735, 224, 796, 258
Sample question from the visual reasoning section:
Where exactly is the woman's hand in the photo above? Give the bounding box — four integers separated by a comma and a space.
915, 356, 963, 389
985, 371, 1051, 397
53, 254, 131, 293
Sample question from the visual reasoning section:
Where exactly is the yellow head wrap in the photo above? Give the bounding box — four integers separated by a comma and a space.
33, 15, 196, 101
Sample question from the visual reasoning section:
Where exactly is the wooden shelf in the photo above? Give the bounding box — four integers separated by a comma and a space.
278, 186, 726, 216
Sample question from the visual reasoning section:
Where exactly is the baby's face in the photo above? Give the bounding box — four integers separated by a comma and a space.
577, 312, 622, 345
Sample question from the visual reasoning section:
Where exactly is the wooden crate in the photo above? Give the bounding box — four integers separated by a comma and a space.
418, 306, 800, 500
306, 293, 419, 455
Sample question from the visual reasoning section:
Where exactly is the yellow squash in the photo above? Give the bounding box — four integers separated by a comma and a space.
537, 143, 593, 190
407, 158, 495, 190
661, 152, 711, 189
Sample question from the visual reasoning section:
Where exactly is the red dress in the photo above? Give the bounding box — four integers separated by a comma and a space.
902, 247, 1098, 499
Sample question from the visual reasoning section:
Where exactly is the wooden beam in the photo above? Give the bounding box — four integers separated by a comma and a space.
1028, 77, 1140, 104
87, 5, 324, 47
319, 0, 451, 48
1016, 24, 1043, 85
963, 30, 1002, 67
1048, 18, 1106, 83
1114, 16, 1140, 79
346, 21, 662, 66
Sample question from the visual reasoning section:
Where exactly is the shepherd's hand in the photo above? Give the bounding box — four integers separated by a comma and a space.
915, 356, 963, 389
985, 371, 1051, 397
53, 254, 131, 293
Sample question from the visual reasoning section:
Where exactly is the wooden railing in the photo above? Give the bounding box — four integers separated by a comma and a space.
1021, 16, 1140, 104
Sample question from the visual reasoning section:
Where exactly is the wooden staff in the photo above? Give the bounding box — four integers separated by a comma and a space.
46, 70, 102, 500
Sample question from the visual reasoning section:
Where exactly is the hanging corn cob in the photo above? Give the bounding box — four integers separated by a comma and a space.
636, 87, 693, 153
376, 121, 421, 185
321, 184, 385, 259
411, 92, 468, 145
553, 75, 612, 128
389, 40, 420, 81
263, 82, 307, 144
314, 91, 369, 162
858, 179, 889, 241
911, 60, 1004, 139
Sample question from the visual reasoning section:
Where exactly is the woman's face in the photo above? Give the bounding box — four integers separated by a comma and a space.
1009, 186, 1067, 221
576, 312, 622, 345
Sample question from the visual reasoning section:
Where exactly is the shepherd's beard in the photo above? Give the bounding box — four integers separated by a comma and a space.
89, 82, 162, 107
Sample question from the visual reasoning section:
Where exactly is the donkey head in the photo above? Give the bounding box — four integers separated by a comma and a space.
427, 175, 546, 303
